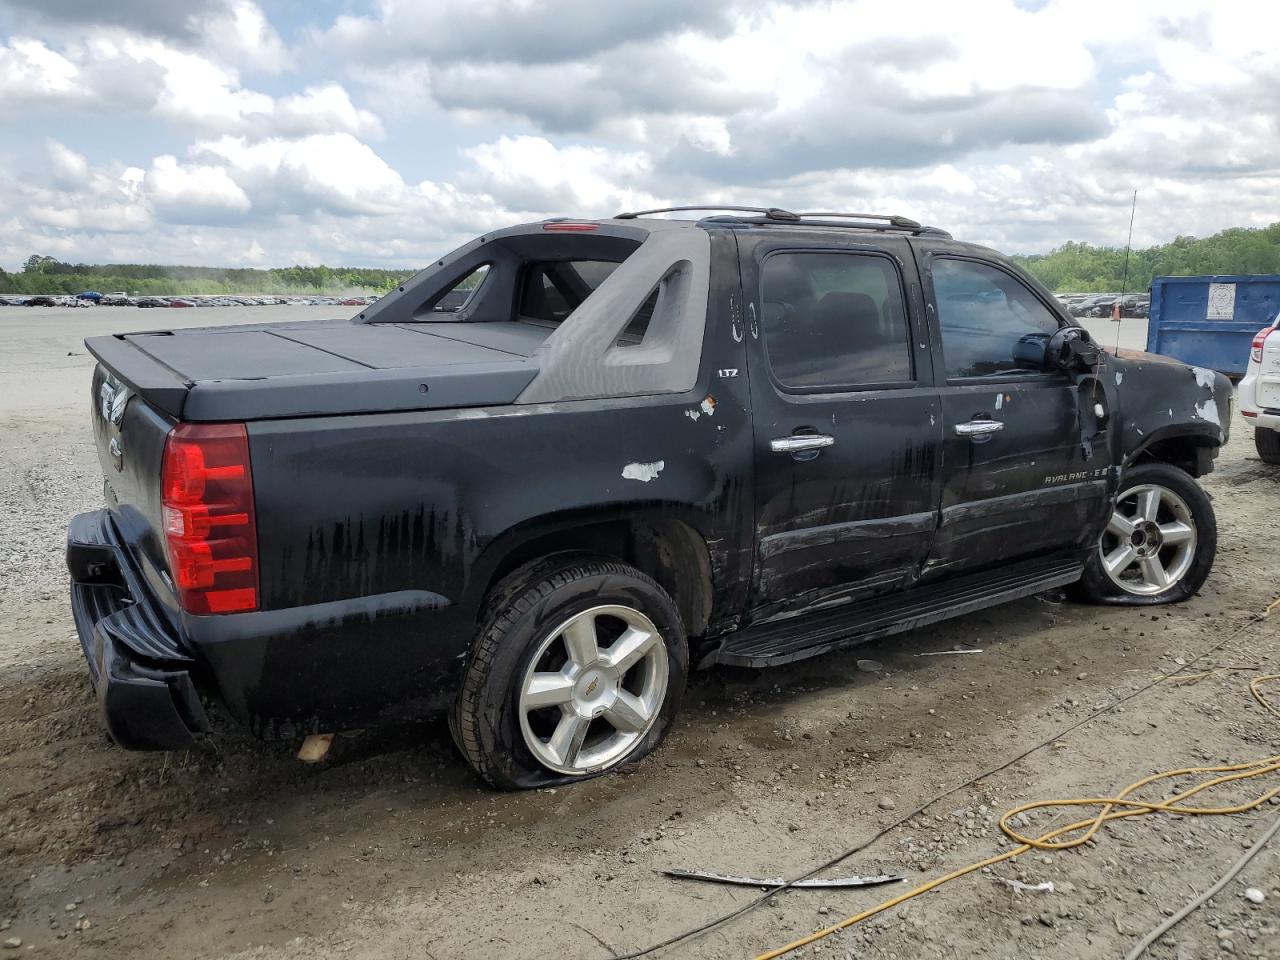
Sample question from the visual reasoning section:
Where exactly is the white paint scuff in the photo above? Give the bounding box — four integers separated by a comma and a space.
1192, 367, 1216, 389
685, 409, 700, 421
700, 397, 716, 417
1194, 397, 1221, 426
622, 460, 664, 483
1115, 370, 1124, 385
995, 394, 1004, 410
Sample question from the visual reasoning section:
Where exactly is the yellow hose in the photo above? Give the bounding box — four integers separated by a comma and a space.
755, 615, 1280, 960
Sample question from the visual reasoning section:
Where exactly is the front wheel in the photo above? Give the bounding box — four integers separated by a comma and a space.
452, 556, 687, 789
1076, 462, 1216, 605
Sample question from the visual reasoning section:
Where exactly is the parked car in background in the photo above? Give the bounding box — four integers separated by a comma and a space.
1240, 316, 1280, 463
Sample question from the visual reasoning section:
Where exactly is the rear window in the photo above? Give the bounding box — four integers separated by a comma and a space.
519, 259, 654, 345
520, 260, 618, 324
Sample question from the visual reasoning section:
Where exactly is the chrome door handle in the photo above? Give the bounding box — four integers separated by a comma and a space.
954, 420, 1004, 437
770, 434, 835, 454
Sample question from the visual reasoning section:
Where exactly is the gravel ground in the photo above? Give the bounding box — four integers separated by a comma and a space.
0, 307, 1277, 959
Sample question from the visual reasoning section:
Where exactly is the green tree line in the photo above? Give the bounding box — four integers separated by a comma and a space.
0, 255, 415, 296
1012, 222, 1280, 293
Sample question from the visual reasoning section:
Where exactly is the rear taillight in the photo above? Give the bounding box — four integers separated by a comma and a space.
161, 423, 259, 614
1252, 326, 1276, 362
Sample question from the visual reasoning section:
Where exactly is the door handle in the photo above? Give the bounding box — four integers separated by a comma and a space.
954, 420, 1004, 437
770, 434, 835, 454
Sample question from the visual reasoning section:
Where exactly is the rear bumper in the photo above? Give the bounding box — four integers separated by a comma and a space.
67, 510, 210, 750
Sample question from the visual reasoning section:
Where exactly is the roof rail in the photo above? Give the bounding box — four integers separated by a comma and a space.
614, 205, 801, 221
795, 212, 922, 230
613, 206, 944, 236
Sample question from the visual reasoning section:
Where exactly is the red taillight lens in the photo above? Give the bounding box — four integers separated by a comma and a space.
542, 222, 598, 232
1252, 326, 1276, 363
161, 423, 259, 614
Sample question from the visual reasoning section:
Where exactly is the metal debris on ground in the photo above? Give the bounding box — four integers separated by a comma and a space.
663, 869, 904, 890
915, 649, 985, 657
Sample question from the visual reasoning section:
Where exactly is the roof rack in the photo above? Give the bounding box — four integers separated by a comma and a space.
614, 205, 801, 221
612, 206, 944, 236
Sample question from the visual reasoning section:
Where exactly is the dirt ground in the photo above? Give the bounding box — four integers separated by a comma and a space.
1, 308, 1277, 959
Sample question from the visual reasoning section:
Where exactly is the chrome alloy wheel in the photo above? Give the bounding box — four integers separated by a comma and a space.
517, 604, 669, 775
1099, 483, 1198, 596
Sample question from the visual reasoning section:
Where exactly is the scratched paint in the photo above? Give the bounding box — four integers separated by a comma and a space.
622, 460, 665, 482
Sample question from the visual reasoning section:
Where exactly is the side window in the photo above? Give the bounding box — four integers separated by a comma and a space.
425, 264, 489, 314
931, 258, 1061, 379
760, 251, 913, 389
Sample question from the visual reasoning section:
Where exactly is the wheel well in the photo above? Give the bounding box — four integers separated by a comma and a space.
1132, 435, 1218, 477
484, 517, 714, 638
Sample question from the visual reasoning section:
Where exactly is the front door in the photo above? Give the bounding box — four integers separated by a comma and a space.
916, 249, 1111, 577
743, 235, 943, 620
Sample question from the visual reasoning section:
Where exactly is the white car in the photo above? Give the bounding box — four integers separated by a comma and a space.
1240, 316, 1280, 463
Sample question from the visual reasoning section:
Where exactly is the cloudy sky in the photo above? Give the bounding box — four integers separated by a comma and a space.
1, 0, 1277, 270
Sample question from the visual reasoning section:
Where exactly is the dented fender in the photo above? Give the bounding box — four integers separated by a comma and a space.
1108, 348, 1231, 474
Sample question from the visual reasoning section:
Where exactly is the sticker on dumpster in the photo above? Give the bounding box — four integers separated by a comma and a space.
1206, 282, 1236, 320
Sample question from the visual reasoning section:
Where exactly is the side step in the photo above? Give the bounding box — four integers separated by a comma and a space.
708, 555, 1083, 668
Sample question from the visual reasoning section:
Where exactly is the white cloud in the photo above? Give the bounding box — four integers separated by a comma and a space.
146, 155, 252, 221
2, 0, 1279, 269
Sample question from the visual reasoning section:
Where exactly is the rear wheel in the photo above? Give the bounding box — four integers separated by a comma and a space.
452, 556, 687, 789
1077, 463, 1216, 605
1256, 426, 1280, 465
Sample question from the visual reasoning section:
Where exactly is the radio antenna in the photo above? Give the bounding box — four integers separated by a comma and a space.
1113, 189, 1138, 352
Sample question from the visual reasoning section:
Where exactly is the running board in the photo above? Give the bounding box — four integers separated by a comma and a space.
707, 556, 1083, 668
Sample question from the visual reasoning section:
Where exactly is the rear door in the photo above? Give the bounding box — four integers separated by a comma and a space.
915, 247, 1111, 577
741, 233, 943, 619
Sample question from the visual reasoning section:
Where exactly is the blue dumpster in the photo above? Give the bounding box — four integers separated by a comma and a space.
1147, 275, 1280, 377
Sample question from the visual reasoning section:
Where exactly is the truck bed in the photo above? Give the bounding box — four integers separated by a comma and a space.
85, 319, 544, 421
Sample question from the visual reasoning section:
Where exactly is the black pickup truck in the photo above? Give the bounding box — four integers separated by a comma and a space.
68, 206, 1232, 788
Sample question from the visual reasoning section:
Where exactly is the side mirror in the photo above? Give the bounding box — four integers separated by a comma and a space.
1012, 333, 1052, 371
1046, 326, 1099, 372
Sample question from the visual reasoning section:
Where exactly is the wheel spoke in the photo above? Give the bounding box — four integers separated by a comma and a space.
603, 691, 649, 733
602, 626, 658, 678
1140, 556, 1170, 589
1103, 543, 1137, 576
1158, 521, 1193, 545
1106, 511, 1136, 538
524, 671, 575, 709
1137, 488, 1161, 521
562, 615, 599, 667
547, 713, 590, 767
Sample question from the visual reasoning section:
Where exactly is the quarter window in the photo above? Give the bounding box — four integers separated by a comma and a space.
761, 252, 913, 389
931, 258, 1061, 379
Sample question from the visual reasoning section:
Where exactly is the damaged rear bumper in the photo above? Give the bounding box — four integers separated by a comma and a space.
67, 510, 210, 750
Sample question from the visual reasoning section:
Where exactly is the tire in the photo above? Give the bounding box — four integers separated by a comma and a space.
1076, 462, 1216, 605
452, 555, 688, 789
1257, 426, 1280, 465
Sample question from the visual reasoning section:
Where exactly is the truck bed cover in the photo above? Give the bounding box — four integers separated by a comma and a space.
85, 319, 542, 421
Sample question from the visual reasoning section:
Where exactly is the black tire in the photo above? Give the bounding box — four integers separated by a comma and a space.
1257, 426, 1280, 465
452, 555, 688, 789
1076, 462, 1216, 605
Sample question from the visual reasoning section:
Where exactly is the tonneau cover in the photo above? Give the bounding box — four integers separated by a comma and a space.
84, 319, 542, 421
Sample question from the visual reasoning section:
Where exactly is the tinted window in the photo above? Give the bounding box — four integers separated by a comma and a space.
520, 260, 620, 324
931, 259, 1061, 379
761, 252, 913, 389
